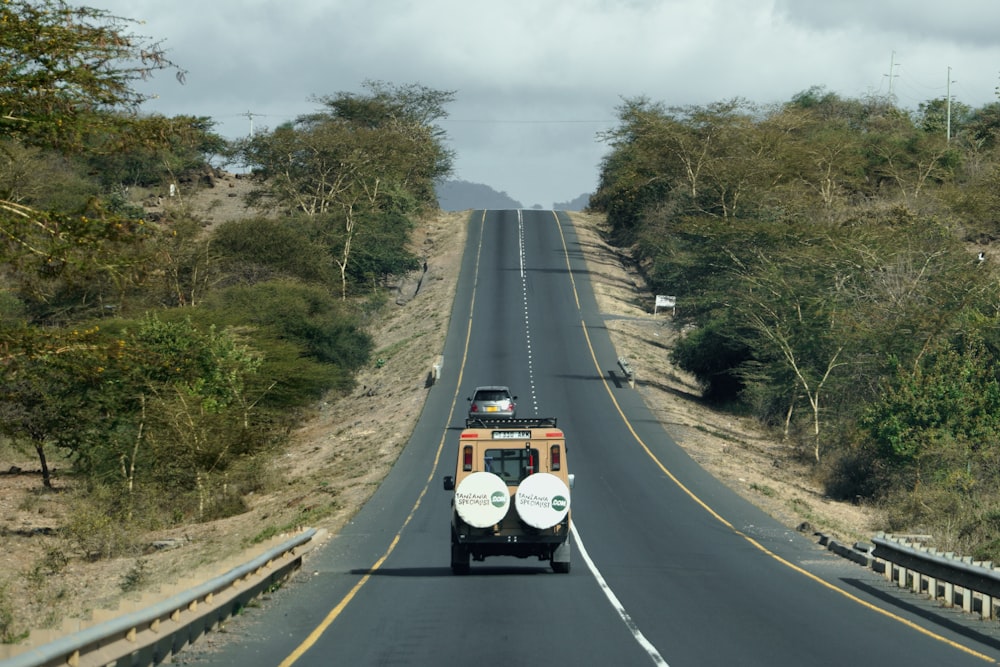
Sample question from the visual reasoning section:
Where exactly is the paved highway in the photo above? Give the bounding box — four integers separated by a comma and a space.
186, 209, 1000, 666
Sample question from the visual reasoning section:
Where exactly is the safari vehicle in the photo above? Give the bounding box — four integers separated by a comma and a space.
443, 417, 573, 574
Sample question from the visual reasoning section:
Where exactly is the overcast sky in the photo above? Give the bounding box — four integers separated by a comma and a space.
87, 0, 1000, 208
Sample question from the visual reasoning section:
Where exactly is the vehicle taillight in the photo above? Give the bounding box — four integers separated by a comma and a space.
463, 445, 473, 471
550, 445, 561, 471
470, 404, 478, 412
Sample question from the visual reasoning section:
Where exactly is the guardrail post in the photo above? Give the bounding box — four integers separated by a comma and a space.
979, 561, 995, 619
617, 357, 635, 388
962, 556, 975, 615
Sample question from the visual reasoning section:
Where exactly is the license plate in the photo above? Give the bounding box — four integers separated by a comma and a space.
493, 431, 531, 439
486, 406, 498, 412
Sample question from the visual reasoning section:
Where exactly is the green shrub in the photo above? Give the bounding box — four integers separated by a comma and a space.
63, 486, 146, 560
213, 217, 334, 286
120, 559, 149, 593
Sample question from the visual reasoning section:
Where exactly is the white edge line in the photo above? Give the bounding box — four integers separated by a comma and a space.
571, 522, 670, 665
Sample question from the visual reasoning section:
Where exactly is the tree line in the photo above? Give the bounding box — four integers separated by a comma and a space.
589, 89, 1000, 559
0, 0, 454, 560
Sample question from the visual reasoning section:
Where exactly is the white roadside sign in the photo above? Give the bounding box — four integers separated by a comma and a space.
654, 295, 676, 314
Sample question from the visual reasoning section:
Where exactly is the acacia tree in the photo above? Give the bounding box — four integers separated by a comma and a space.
118, 316, 262, 520
0, 1, 188, 483
0, 359, 66, 488
0, 1, 185, 152
314, 79, 455, 203
0, 324, 111, 487
596, 99, 749, 213
701, 104, 782, 219
595, 97, 785, 246
0, 1, 186, 309
729, 241, 855, 462
236, 81, 455, 298
239, 121, 412, 298
84, 114, 226, 189
4, 316, 263, 505
771, 106, 865, 212
591, 97, 677, 244
857, 102, 960, 201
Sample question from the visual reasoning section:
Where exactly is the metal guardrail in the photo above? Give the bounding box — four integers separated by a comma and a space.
1, 527, 320, 667
871, 532, 1000, 619
816, 531, 1000, 621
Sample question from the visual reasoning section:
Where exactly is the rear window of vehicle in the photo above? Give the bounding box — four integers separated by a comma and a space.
484, 448, 539, 483
475, 390, 510, 401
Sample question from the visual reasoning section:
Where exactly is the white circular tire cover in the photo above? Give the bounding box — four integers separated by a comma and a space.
515, 473, 571, 529
454, 472, 510, 528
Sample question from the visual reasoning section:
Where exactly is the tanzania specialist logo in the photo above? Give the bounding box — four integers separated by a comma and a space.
491, 491, 507, 508
551, 495, 567, 511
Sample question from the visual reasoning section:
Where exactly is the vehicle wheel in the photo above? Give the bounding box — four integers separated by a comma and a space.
451, 543, 470, 575
551, 540, 571, 573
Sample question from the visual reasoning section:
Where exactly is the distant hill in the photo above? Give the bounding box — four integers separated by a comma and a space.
436, 179, 593, 212
436, 180, 522, 211
553, 193, 591, 211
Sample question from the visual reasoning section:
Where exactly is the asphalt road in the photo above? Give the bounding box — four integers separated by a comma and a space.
182, 209, 1000, 666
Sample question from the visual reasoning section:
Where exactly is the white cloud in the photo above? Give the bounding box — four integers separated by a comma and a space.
83, 0, 1000, 207
775, 0, 1000, 47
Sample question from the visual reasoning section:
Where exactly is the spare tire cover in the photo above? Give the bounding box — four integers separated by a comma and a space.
515, 473, 571, 529
454, 472, 510, 528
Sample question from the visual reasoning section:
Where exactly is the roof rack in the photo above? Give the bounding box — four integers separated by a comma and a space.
464, 417, 558, 429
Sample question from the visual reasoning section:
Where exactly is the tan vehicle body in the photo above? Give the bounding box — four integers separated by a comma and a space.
443, 417, 572, 574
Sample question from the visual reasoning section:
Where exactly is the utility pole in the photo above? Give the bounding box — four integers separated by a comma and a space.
885, 51, 900, 99
946, 66, 955, 143
243, 110, 261, 137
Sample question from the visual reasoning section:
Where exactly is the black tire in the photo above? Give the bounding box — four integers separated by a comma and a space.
451, 542, 470, 575
551, 540, 571, 573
